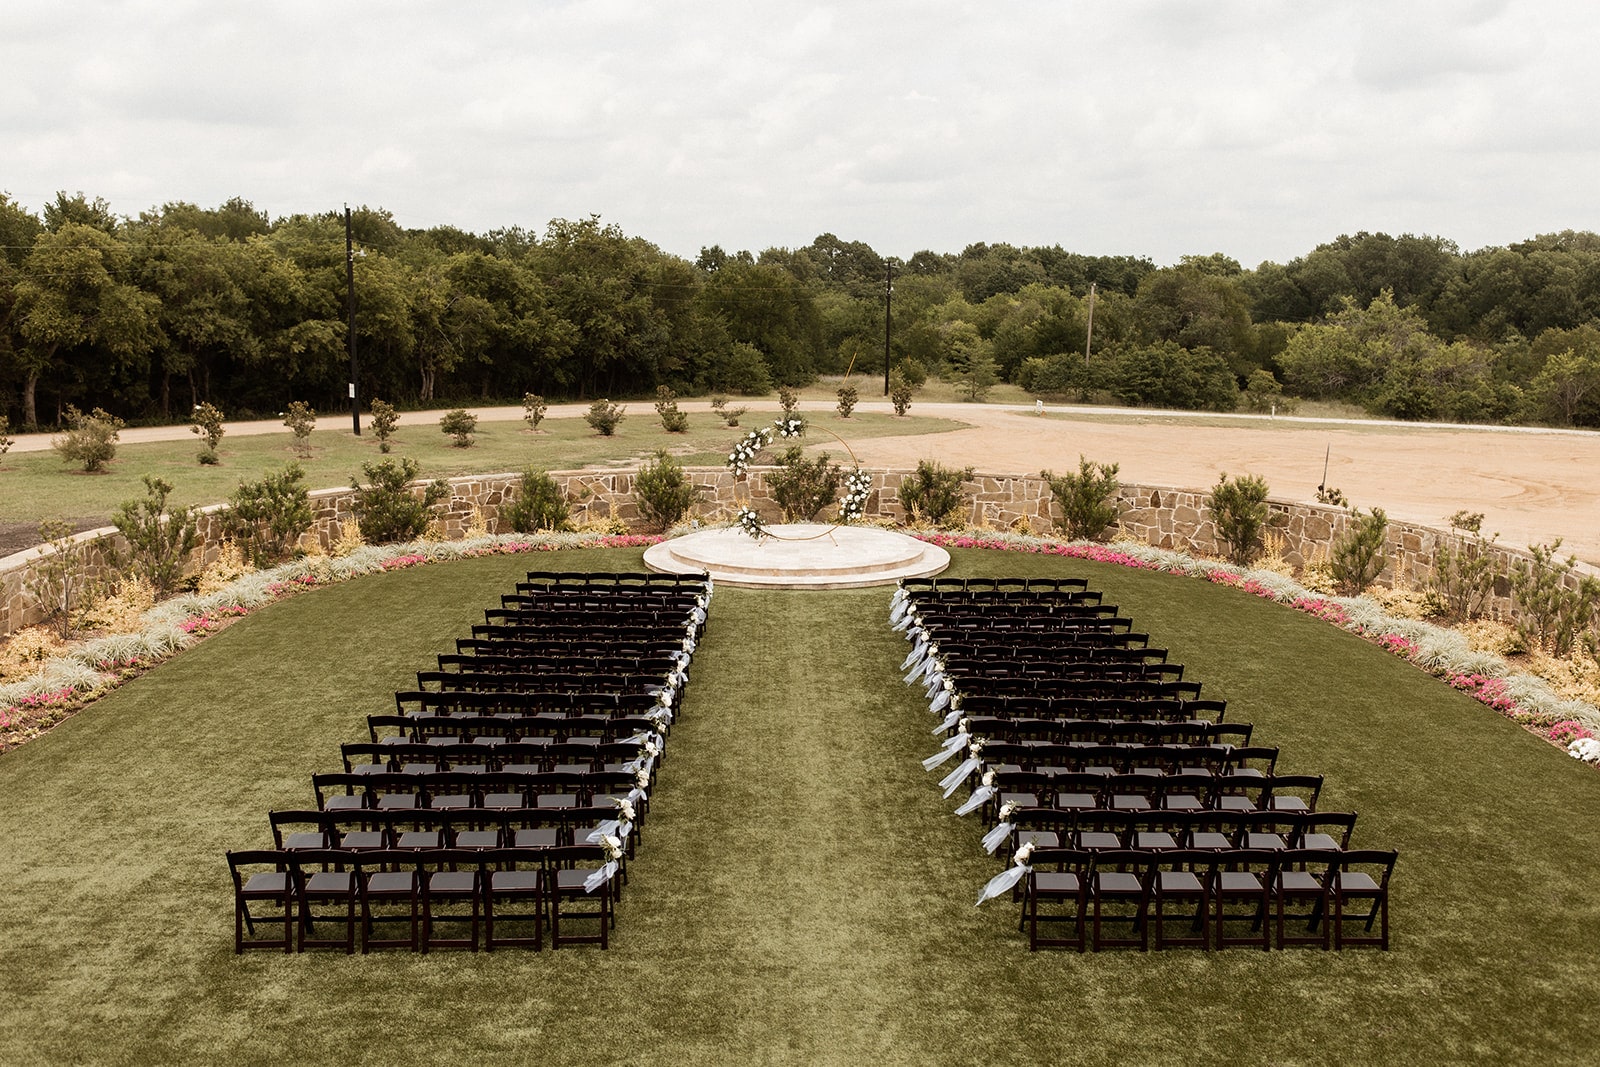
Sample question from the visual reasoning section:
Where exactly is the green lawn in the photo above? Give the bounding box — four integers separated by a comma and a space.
0, 412, 963, 527
0, 546, 1596, 1064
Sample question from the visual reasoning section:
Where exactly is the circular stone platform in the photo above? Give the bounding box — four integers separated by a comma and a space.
643, 523, 950, 589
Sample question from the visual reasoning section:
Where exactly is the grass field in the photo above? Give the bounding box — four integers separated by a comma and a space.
1, 545, 1597, 1065
0, 412, 963, 529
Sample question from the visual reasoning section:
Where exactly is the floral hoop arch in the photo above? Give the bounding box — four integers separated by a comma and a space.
725, 413, 872, 540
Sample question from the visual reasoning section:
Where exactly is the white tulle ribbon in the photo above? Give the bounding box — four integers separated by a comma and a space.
930, 680, 954, 714
940, 757, 982, 797
955, 784, 995, 816
982, 802, 1021, 853
976, 842, 1035, 907
583, 861, 620, 893
933, 709, 963, 735
921, 731, 969, 770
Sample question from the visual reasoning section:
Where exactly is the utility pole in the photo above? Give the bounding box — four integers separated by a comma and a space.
1083, 281, 1096, 365
883, 260, 894, 395
345, 205, 361, 435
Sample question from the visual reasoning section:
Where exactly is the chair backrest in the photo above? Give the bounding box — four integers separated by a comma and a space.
268, 809, 329, 849
227, 849, 291, 890
1336, 849, 1398, 888
1295, 810, 1358, 849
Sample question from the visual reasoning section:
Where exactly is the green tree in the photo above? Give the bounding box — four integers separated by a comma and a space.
943, 321, 998, 401
1042, 457, 1121, 541
1208, 472, 1271, 565
352, 457, 450, 544
110, 475, 202, 595
633, 450, 697, 529
224, 463, 314, 566
52, 405, 124, 471
1329, 507, 1389, 595
501, 468, 571, 533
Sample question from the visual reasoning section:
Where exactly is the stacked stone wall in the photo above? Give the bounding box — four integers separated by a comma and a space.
0, 467, 1587, 637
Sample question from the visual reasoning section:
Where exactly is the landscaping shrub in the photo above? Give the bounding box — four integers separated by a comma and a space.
501, 468, 571, 533
1429, 511, 1499, 622
1041, 456, 1121, 542
282, 401, 315, 455
710, 395, 746, 427
633, 450, 697, 529
53, 405, 124, 472
836, 384, 859, 418
522, 392, 548, 430
655, 386, 689, 432
24, 520, 89, 640
898, 460, 973, 526
769, 447, 843, 521
1329, 507, 1389, 595
109, 475, 202, 597
1511, 540, 1600, 657
352, 457, 450, 544
889, 372, 913, 416
585, 399, 626, 436
1208, 471, 1271, 565
439, 408, 477, 447
369, 399, 399, 453
0, 413, 11, 455
189, 402, 225, 464
223, 463, 314, 566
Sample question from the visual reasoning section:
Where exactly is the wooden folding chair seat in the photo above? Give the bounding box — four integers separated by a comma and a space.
391, 809, 449, 851
312, 772, 372, 813
1212, 772, 1268, 813
483, 847, 547, 950
1052, 772, 1105, 813
1075, 809, 1138, 852
546, 843, 617, 949
1211, 848, 1276, 950
359, 849, 421, 953
1090, 848, 1151, 951
1294, 811, 1358, 852
1104, 773, 1158, 813
1159, 772, 1215, 813
1233, 810, 1295, 851
1151, 849, 1213, 949
1021, 847, 1090, 951
288, 849, 360, 953
1183, 812, 1235, 852
420, 848, 484, 952
419, 771, 479, 812
1265, 774, 1323, 813
1331, 849, 1396, 949
228, 849, 295, 953
1273, 848, 1334, 949
1224, 745, 1279, 778
324, 809, 389, 851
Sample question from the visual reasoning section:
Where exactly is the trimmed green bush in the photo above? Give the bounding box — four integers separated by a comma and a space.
369, 399, 400, 453
53, 405, 124, 472
522, 392, 548, 430
439, 408, 478, 447
769, 447, 842, 521
1208, 471, 1271, 565
110, 475, 201, 596
223, 463, 314, 566
282, 401, 315, 455
501, 468, 571, 533
352, 457, 450, 543
189, 402, 225, 464
1329, 506, 1389, 595
633, 450, 697, 529
585, 399, 626, 436
898, 460, 973, 526
836, 384, 859, 418
1042, 456, 1121, 542
655, 387, 689, 433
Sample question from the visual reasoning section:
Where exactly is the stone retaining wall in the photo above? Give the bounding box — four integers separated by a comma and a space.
0, 467, 1584, 638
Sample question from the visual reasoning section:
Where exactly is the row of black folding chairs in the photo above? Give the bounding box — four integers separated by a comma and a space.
962, 717, 1245, 746
902, 576, 1091, 594
957, 677, 1203, 701
934, 643, 1170, 667
341, 740, 653, 776
995, 771, 1324, 816
481, 609, 698, 632
467, 622, 693, 644
228, 844, 619, 953
1015, 845, 1397, 951
993, 808, 1360, 860
521, 569, 708, 588
981, 742, 1277, 777
956, 695, 1228, 724
270, 807, 632, 854
454, 636, 688, 659
432, 653, 684, 678
904, 592, 1107, 612
367, 714, 663, 747
500, 588, 703, 607
394, 689, 663, 718
911, 604, 1130, 626
312, 770, 645, 813
942, 659, 1186, 683
920, 627, 1150, 651
413, 671, 672, 695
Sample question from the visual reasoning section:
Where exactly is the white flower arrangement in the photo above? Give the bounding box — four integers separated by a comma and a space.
838, 468, 873, 523
611, 797, 637, 822
726, 427, 774, 476
735, 507, 766, 539
774, 415, 805, 438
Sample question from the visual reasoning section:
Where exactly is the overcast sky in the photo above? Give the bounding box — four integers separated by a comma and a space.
5, 0, 1596, 267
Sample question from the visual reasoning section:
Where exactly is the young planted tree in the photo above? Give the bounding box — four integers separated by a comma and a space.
585, 399, 626, 436
352, 458, 450, 544
190, 402, 225, 464
836, 384, 859, 418
223, 463, 314, 566
1329, 507, 1389, 595
522, 393, 548, 431
898, 460, 974, 527
768, 447, 843, 521
889, 372, 913, 417
633, 451, 698, 529
501, 468, 571, 533
1511, 540, 1600, 657
369, 399, 400, 453
1208, 472, 1271, 565
440, 408, 478, 447
1429, 511, 1499, 622
1041, 457, 1121, 541
110, 475, 202, 596
53, 405, 125, 472
282, 401, 315, 456
25, 520, 90, 640
655, 386, 689, 432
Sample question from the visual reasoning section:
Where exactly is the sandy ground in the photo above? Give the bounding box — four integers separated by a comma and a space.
12, 401, 1600, 565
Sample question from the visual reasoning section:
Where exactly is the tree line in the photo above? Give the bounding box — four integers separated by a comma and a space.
3, 190, 1599, 430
